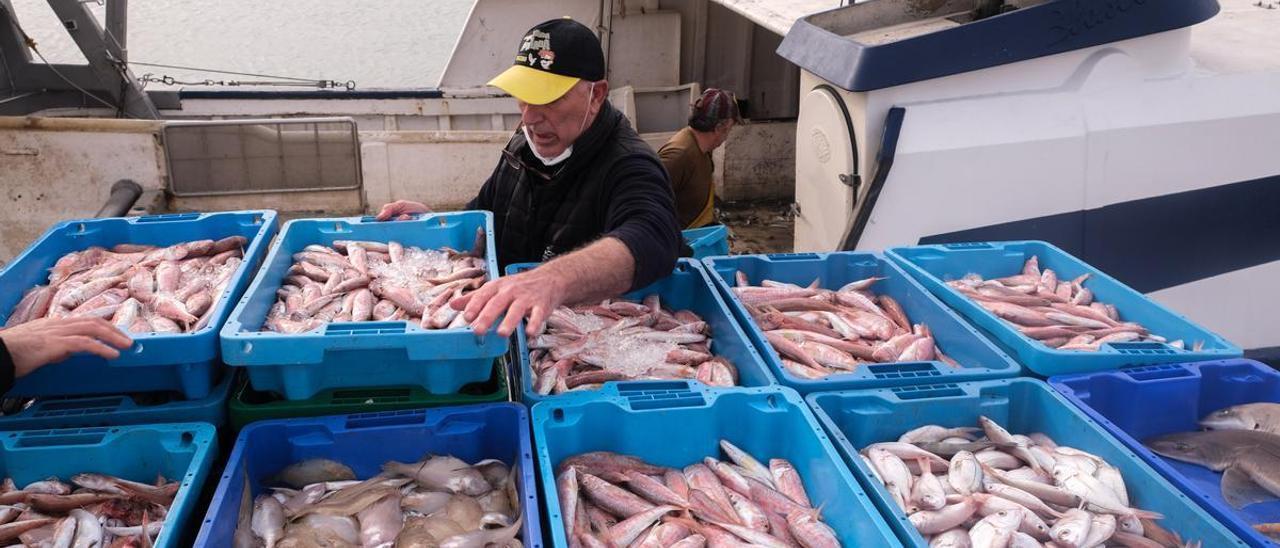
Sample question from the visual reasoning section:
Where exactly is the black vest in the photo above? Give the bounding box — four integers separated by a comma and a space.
488, 101, 665, 269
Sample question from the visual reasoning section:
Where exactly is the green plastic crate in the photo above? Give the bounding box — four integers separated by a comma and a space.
228, 360, 510, 431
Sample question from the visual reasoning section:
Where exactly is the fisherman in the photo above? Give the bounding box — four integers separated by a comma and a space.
376, 18, 681, 338
0, 317, 132, 393
657, 88, 742, 229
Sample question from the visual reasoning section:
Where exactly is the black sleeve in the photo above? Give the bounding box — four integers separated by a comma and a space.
468, 133, 521, 211
465, 160, 503, 211
601, 156, 682, 291
0, 338, 14, 395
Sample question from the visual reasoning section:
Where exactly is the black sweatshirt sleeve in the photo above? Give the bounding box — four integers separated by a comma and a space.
0, 338, 15, 395
465, 160, 503, 212
601, 156, 682, 291
468, 133, 520, 212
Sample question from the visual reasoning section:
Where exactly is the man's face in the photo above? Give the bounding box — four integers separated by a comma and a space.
519, 80, 606, 158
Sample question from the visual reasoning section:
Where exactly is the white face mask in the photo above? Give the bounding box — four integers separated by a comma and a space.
523, 124, 573, 166
524, 82, 596, 167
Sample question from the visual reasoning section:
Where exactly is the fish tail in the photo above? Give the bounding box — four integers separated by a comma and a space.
1129, 508, 1164, 520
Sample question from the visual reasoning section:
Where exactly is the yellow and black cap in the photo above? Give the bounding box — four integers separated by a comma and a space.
488, 18, 606, 106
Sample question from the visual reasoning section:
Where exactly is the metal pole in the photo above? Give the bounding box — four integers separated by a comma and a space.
95, 179, 143, 218
105, 0, 127, 63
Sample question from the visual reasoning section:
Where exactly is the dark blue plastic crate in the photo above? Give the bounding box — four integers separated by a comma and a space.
220, 212, 507, 400
0, 373, 230, 431
683, 225, 729, 259
702, 252, 1020, 394
510, 259, 774, 403
1050, 359, 1280, 547
886, 241, 1240, 376
0, 210, 278, 399
195, 402, 540, 547
0, 423, 217, 548
807, 379, 1247, 547
531, 384, 903, 547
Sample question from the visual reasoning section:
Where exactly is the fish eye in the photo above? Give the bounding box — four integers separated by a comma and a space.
1175, 442, 1192, 451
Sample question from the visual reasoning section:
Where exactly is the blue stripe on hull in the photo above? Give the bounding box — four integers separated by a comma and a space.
919, 173, 1280, 293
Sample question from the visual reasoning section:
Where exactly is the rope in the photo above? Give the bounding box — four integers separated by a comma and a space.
130, 61, 356, 90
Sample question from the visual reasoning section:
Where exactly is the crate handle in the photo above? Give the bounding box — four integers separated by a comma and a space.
941, 242, 995, 250
30, 395, 130, 415
357, 213, 428, 224
1120, 363, 1195, 383
324, 322, 407, 336
344, 409, 426, 430
869, 362, 944, 381
1107, 342, 1177, 355
889, 383, 969, 401
613, 381, 707, 411
765, 253, 821, 262
328, 386, 414, 404
135, 212, 202, 223
12, 428, 110, 448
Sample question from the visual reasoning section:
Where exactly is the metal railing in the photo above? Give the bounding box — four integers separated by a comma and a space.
163, 117, 362, 197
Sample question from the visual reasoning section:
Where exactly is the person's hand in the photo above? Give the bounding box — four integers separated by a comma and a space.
0, 317, 133, 378
375, 200, 431, 221
449, 269, 568, 338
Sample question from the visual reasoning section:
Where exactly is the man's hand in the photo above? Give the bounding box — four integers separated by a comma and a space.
0, 317, 133, 378
448, 237, 636, 338
375, 200, 432, 221
450, 268, 568, 338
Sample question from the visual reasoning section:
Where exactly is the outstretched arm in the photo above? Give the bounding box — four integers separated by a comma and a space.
451, 156, 680, 337
0, 317, 133, 392
451, 236, 634, 337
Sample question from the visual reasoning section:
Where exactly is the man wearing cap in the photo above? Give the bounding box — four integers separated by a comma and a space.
377, 18, 681, 339
658, 88, 742, 229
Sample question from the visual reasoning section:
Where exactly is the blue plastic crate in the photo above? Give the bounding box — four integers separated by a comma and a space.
510, 259, 775, 403
0, 423, 216, 548
195, 402, 541, 547
0, 373, 230, 431
683, 225, 729, 259
531, 384, 903, 547
0, 210, 278, 399
702, 252, 1021, 394
1049, 359, 1279, 547
220, 212, 508, 400
806, 379, 1247, 547
886, 241, 1241, 377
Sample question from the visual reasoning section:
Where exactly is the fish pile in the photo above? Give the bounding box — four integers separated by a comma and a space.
5, 237, 248, 333
1255, 523, 1280, 541
945, 255, 1199, 352
554, 439, 839, 548
263, 232, 487, 334
1145, 402, 1280, 516
728, 271, 955, 379
0, 473, 179, 547
526, 295, 740, 395
237, 455, 522, 548
860, 416, 1200, 547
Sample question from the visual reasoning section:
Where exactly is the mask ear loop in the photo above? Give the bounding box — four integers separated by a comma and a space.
578, 82, 597, 134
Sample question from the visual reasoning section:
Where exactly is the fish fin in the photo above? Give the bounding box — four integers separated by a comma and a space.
1221, 465, 1278, 509
915, 457, 932, 476
1126, 507, 1164, 520
141, 509, 154, 548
